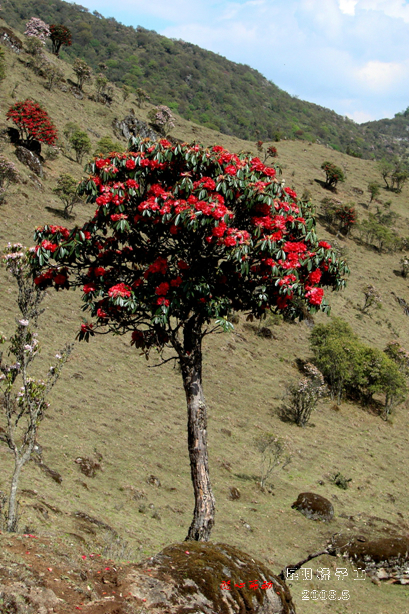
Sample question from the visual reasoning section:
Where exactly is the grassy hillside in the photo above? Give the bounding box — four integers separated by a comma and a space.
1, 28, 409, 614
0, 0, 399, 159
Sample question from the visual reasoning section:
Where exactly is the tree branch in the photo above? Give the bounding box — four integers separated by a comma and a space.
278, 545, 336, 581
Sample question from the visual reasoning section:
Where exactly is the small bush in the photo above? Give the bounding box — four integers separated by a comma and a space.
331, 472, 352, 490
281, 363, 327, 427
253, 433, 291, 489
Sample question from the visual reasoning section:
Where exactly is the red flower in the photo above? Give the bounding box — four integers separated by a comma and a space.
308, 269, 322, 285
170, 276, 183, 287
155, 282, 169, 295
178, 260, 189, 270
157, 297, 170, 306
125, 158, 136, 170
108, 283, 132, 298
305, 287, 324, 305
126, 179, 139, 189
318, 241, 332, 249
83, 284, 96, 294
41, 239, 58, 252
97, 308, 108, 318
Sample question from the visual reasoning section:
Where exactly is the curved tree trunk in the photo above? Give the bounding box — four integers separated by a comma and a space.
179, 316, 215, 541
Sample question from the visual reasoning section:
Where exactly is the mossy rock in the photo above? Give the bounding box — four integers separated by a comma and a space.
291, 492, 334, 521
122, 541, 296, 613
336, 535, 409, 566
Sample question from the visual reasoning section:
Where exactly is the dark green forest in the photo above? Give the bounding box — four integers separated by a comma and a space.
1, 0, 409, 158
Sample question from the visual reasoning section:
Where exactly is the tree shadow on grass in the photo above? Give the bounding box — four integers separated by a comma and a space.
45, 205, 75, 220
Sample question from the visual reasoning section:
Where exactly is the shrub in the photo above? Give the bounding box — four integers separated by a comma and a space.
6, 99, 57, 146
361, 285, 381, 314
93, 136, 125, 156
73, 58, 92, 91
334, 204, 357, 235
253, 433, 291, 489
53, 173, 81, 217
66, 128, 91, 164
281, 363, 327, 426
330, 472, 352, 490
321, 161, 345, 190
0, 156, 19, 203
135, 87, 150, 108
400, 256, 409, 278
310, 318, 407, 415
367, 181, 381, 205
148, 105, 175, 136
0, 244, 72, 531
24, 17, 50, 45
25, 35, 43, 56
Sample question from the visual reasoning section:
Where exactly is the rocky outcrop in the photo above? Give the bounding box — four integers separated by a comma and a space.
122, 541, 296, 613
291, 492, 334, 521
112, 114, 159, 142
0, 27, 23, 53
15, 146, 43, 177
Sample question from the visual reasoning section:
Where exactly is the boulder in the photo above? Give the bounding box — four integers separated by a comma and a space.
334, 535, 409, 583
291, 492, 334, 521
15, 146, 43, 177
121, 541, 296, 613
112, 114, 159, 142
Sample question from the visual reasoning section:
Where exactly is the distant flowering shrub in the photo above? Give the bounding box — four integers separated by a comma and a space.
148, 105, 175, 136
24, 17, 50, 44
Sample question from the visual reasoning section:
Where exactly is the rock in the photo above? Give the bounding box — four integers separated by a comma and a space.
15, 146, 43, 177
333, 535, 409, 584
121, 541, 296, 613
112, 114, 159, 142
0, 582, 60, 614
291, 492, 334, 521
0, 27, 23, 53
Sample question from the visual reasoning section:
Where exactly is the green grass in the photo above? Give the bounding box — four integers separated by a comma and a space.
1, 31, 409, 614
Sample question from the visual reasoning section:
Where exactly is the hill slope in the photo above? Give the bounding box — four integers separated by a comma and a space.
1, 27, 409, 614
0, 0, 397, 158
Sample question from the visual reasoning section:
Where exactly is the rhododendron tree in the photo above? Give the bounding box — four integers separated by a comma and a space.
24, 17, 50, 45
6, 99, 58, 146
30, 137, 348, 541
49, 24, 72, 56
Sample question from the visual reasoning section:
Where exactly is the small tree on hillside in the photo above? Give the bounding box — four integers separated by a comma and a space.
53, 173, 82, 217
49, 24, 72, 56
1, 244, 72, 532
135, 87, 150, 108
367, 181, 380, 205
6, 99, 58, 146
24, 17, 50, 45
73, 58, 92, 91
321, 161, 345, 190
30, 138, 349, 541
65, 128, 91, 164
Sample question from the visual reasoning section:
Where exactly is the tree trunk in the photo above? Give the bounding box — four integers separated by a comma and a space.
7, 458, 24, 532
179, 317, 215, 542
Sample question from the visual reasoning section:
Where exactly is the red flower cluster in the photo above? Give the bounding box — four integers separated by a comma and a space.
31, 138, 349, 338
6, 100, 58, 145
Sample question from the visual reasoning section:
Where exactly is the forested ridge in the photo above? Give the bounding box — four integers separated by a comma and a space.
2, 0, 409, 159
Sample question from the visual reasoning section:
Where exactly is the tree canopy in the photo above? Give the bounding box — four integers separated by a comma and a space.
31, 137, 349, 540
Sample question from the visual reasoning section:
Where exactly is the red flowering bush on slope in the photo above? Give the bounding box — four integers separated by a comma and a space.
31, 137, 349, 541
6, 100, 58, 146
